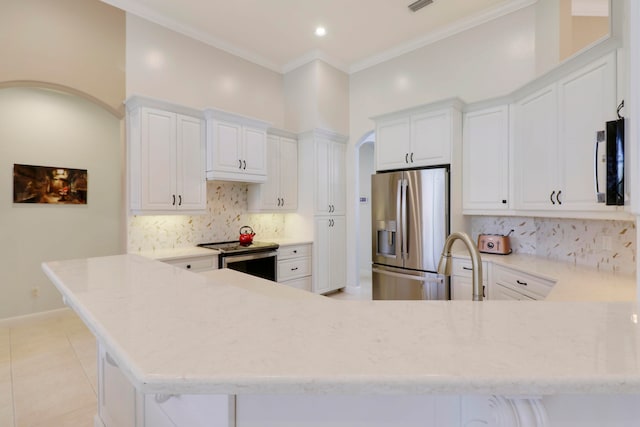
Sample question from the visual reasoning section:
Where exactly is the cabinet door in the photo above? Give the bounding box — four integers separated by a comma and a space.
140, 108, 177, 210
463, 106, 510, 211
243, 127, 267, 176
259, 135, 281, 210
176, 114, 206, 211
314, 137, 332, 215
557, 53, 616, 211
491, 283, 534, 301
513, 85, 559, 210
330, 142, 346, 215
100, 349, 136, 427
451, 276, 473, 301
279, 136, 298, 210
329, 216, 347, 292
411, 110, 451, 166
313, 217, 332, 294
211, 120, 243, 173
376, 116, 411, 171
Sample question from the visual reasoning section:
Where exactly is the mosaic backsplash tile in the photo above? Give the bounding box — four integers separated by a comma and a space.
471, 216, 636, 274
128, 181, 285, 252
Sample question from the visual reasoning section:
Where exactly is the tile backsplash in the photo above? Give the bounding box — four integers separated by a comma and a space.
128, 181, 285, 252
471, 216, 636, 274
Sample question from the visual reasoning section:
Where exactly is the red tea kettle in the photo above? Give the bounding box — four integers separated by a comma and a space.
239, 226, 255, 246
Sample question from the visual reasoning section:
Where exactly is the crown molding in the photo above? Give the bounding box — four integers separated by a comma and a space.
100, 0, 281, 73
349, 0, 538, 74
281, 49, 349, 74
101, 0, 536, 76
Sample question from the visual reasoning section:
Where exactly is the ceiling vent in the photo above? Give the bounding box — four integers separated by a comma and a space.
408, 0, 434, 12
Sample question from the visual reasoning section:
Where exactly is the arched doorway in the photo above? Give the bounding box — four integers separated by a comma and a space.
354, 131, 375, 297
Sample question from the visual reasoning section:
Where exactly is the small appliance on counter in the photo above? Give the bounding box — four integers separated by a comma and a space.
477, 230, 513, 255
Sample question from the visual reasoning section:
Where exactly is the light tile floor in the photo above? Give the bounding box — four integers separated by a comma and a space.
0, 309, 97, 427
0, 278, 372, 427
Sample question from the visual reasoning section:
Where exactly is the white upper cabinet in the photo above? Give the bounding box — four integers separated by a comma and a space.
513, 84, 560, 211
556, 52, 617, 211
204, 109, 270, 183
248, 131, 298, 212
513, 52, 617, 213
462, 105, 510, 212
315, 135, 346, 215
126, 97, 206, 215
374, 99, 463, 171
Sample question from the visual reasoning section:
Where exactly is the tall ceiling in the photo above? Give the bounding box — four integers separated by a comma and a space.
102, 0, 540, 73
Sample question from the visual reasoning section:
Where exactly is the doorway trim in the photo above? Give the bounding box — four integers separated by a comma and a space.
353, 130, 375, 289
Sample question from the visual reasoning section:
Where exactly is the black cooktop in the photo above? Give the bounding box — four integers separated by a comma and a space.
198, 241, 279, 254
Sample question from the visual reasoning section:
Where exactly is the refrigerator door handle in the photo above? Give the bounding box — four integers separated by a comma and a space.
401, 178, 408, 260
396, 179, 403, 260
372, 268, 443, 284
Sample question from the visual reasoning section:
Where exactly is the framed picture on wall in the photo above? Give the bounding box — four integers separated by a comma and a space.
13, 164, 88, 204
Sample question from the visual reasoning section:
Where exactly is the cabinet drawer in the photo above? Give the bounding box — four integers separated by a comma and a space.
278, 257, 311, 281
278, 244, 311, 260
492, 265, 554, 300
451, 258, 488, 281
491, 283, 536, 301
281, 276, 312, 292
164, 256, 216, 272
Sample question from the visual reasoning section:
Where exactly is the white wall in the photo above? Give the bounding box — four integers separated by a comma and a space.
346, 6, 538, 288
126, 14, 285, 127
284, 60, 349, 134
0, 87, 123, 319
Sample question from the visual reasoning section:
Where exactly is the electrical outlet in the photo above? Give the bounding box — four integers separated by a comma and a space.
31, 287, 40, 297
601, 235, 613, 251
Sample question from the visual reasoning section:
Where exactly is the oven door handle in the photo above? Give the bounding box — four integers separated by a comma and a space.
221, 251, 278, 266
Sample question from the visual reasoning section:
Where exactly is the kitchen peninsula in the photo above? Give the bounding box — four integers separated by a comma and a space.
43, 254, 640, 427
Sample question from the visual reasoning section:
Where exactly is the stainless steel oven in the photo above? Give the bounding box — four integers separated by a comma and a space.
198, 241, 279, 282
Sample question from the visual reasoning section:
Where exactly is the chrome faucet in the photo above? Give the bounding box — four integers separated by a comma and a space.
437, 232, 483, 301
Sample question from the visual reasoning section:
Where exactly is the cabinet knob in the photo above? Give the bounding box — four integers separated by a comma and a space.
502, 199, 507, 204
186, 264, 191, 269
293, 250, 297, 254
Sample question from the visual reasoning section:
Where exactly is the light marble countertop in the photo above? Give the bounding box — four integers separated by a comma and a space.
135, 246, 219, 260
134, 238, 311, 261
43, 254, 640, 396
453, 251, 636, 302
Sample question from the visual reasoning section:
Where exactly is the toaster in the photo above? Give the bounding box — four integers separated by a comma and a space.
477, 233, 512, 255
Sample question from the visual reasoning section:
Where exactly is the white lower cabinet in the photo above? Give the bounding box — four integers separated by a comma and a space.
313, 216, 346, 294
99, 345, 136, 427
491, 264, 555, 300
277, 243, 312, 291
450, 257, 489, 300
162, 254, 218, 272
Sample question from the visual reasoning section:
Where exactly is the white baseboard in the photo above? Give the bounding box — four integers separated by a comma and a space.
0, 307, 72, 326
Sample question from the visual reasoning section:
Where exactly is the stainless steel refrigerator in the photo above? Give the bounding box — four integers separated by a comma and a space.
371, 167, 449, 300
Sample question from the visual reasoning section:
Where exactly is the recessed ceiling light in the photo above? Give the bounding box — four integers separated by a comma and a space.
315, 26, 326, 37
